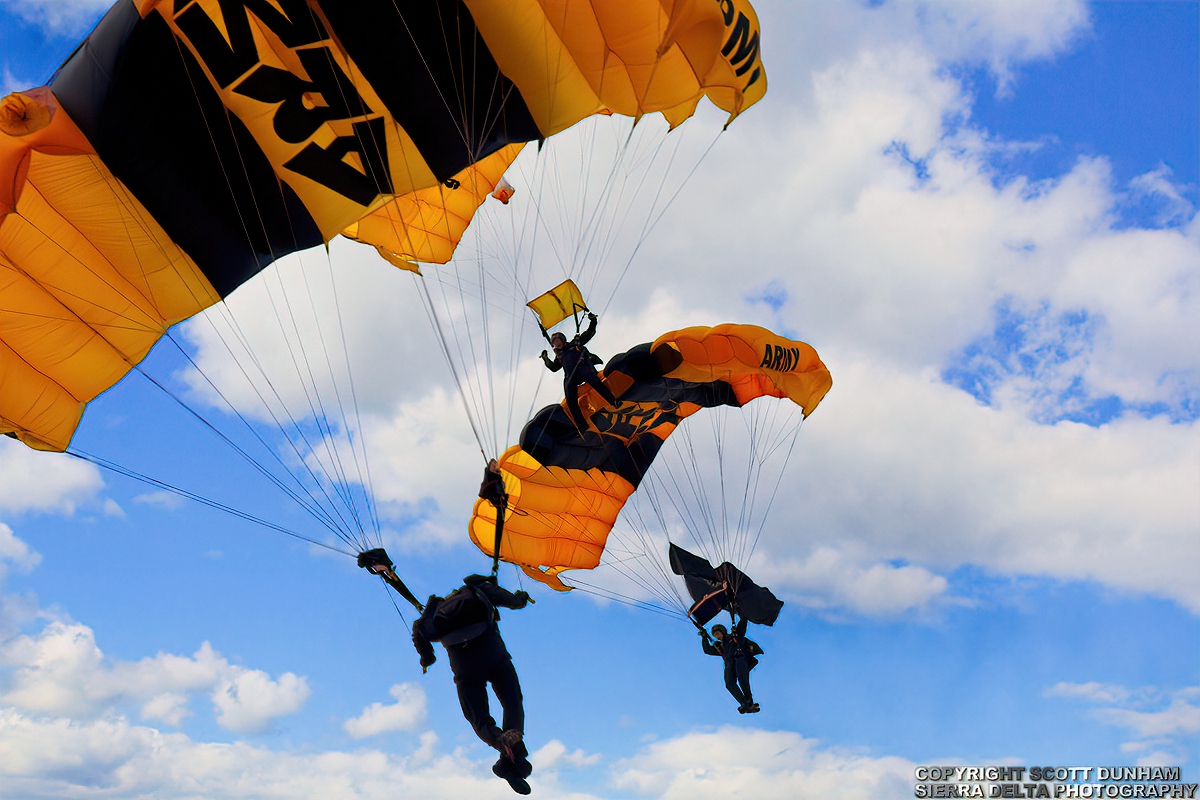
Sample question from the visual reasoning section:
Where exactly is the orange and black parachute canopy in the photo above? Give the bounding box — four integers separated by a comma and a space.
468, 324, 831, 591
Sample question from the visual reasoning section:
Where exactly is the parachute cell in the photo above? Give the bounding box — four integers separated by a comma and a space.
468, 324, 831, 589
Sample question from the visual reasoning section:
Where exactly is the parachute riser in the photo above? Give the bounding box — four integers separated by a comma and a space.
358, 548, 424, 612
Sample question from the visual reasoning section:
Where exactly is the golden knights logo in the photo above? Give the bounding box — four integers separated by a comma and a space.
591, 400, 683, 443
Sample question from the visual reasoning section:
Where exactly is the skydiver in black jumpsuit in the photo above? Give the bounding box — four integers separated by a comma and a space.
540, 312, 618, 431
479, 458, 509, 571
413, 575, 534, 794
700, 617, 762, 714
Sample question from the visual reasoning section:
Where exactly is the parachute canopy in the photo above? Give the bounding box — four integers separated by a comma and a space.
669, 543, 783, 626
1, 0, 768, 452
468, 324, 831, 590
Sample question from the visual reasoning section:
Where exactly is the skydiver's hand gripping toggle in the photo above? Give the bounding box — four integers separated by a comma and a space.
357, 548, 424, 612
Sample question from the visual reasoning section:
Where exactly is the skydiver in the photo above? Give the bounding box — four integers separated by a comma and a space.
699, 617, 763, 714
479, 459, 509, 573
413, 574, 535, 794
539, 311, 618, 431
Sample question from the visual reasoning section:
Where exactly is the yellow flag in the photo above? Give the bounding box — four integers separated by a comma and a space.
526, 279, 588, 329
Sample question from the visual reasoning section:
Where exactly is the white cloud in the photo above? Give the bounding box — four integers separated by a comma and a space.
1126, 165, 1196, 226
763, 547, 950, 618
133, 491, 186, 511
343, 682, 427, 739
0, 709, 576, 800
211, 668, 311, 735
611, 725, 913, 799
1098, 698, 1200, 741
0, 0, 110, 36
0, 523, 41, 578
0, 440, 104, 516
141, 693, 194, 727
0, 620, 310, 734
1046, 681, 1134, 705
532, 739, 601, 770
1047, 682, 1200, 766
896, 0, 1091, 93
756, 356, 1200, 612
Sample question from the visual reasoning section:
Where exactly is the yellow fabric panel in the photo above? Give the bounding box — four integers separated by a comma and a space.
0, 280, 88, 452
467, 443, 635, 576
697, 0, 768, 119
654, 323, 832, 417
526, 278, 587, 329
468, 0, 766, 134
343, 145, 522, 265
0, 91, 218, 451
0, 252, 134, 403
520, 564, 572, 592
464, 0, 606, 136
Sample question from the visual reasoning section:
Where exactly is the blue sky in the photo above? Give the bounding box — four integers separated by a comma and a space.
2, 1, 1198, 798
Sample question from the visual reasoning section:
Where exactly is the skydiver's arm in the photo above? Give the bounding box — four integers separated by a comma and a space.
412, 605, 438, 672
577, 312, 598, 345
699, 630, 721, 656
541, 350, 562, 371
734, 617, 749, 637
478, 582, 532, 610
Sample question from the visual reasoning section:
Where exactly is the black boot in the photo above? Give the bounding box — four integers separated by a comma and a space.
493, 756, 532, 795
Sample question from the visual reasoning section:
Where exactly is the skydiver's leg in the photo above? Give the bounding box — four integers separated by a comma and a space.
489, 657, 525, 737
734, 658, 754, 706
453, 666, 503, 747
564, 384, 588, 431
490, 501, 506, 572
723, 662, 748, 707
490, 656, 531, 777
581, 373, 617, 406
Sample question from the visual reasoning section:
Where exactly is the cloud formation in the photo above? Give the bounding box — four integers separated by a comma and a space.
0, 710, 569, 800
0, 523, 41, 579
1047, 682, 1200, 766
0, 441, 104, 516
1, 619, 310, 734
343, 682, 427, 739
612, 725, 913, 799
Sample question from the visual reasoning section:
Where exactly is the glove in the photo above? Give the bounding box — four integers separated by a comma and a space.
540, 350, 549, 359
514, 590, 535, 606
588, 312, 597, 323
420, 653, 436, 672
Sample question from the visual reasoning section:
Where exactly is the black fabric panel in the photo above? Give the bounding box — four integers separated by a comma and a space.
519, 403, 668, 488
319, 0, 543, 183
518, 342, 740, 487
52, 6, 322, 298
